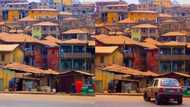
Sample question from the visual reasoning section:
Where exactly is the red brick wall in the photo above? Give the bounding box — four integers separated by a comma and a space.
47, 48, 59, 71
34, 47, 43, 68
133, 47, 146, 71
146, 50, 158, 72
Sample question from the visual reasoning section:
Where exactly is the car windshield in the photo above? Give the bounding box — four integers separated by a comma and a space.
161, 79, 180, 87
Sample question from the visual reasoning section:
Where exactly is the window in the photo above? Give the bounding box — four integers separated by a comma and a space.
73, 59, 85, 70
160, 48, 171, 55
100, 56, 104, 63
160, 61, 171, 72
154, 80, 158, 87
60, 46, 72, 53
173, 61, 185, 72
124, 47, 132, 53
82, 10, 86, 14
43, 27, 47, 31
50, 27, 56, 31
141, 29, 146, 33
73, 46, 85, 53
161, 79, 179, 87
150, 29, 155, 33
60, 59, 72, 70
172, 48, 185, 55
0, 54, 5, 61
124, 59, 133, 67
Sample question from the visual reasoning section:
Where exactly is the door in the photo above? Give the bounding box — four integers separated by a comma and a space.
0, 79, 3, 91
95, 80, 103, 93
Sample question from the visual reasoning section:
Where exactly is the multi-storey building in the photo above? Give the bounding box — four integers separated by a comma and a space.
159, 19, 182, 34
95, 46, 124, 67
95, 0, 126, 14
163, 5, 190, 17
143, 38, 159, 72
0, 0, 28, 7
18, 16, 39, 30
60, 17, 79, 31
143, 38, 190, 73
160, 31, 190, 42
61, 29, 90, 40
157, 42, 190, 73
2, 2, 29, 22
31, 2, 50, 9
139, 0, 173, 8
58, 12, 74, 32
28, 9, 58, 20
38, 36, 61, 70
32, 21, 59, 39
127, 10, 158, 23
59, 39, 95, 73
0, 33, 39, 67
72, 3, 95, 28
99, 4, 128, 24
0, 32, 59, 70
131, 24, 159, 41
0, 44, 24, 66
41, 0, 72, 11
95, 34, 146, 70
137, 3, 160, 11
139, 0, 153, 4
72, 3, 95, 17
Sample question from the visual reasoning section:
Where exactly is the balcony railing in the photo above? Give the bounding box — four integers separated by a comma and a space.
60, 52, 93, 59
159, 55, 190, 61
24, 51, 34, 56
123, 53, 133, 58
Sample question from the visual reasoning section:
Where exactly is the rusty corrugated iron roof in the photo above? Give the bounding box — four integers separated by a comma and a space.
102, 64, 158, 77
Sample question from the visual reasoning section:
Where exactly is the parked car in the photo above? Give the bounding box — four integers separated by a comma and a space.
144, 78, 183, 105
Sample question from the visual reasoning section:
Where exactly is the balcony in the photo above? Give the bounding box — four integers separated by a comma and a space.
61, 52, 93, 59
24, 51, 34, 56
159, 55, 190, 61
123, 53, 133, 58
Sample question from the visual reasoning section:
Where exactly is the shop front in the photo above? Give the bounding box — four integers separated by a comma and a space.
57, 70, 94, 94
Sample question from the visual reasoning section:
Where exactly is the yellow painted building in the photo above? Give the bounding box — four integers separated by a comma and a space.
28, 9, 59, 19
107, 12, 119, 24
53, 0, 73, 6
95, 46, 124, 92
128, 11, 158, 22
95, 68, 114, 93
0, 69, 15, 91
153, 0, 172, 8
95, 46, 124, 66
0, 44, 23, 91
0, 44, 24, 65
8, 10, 20, 22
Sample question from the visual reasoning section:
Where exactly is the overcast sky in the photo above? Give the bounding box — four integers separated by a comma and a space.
28, 0, 190, 4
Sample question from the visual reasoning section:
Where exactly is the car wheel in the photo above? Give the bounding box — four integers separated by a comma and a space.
144, 93, 150, 101
177, 96, 183, 105
155, 95, 161, 105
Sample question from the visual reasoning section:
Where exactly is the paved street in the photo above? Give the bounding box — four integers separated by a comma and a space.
0, 94, 190, 107
0, 94, 95, 107
96, 95, 190, 107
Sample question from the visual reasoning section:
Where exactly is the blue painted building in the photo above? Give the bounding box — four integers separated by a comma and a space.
59, 39, 95, 73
